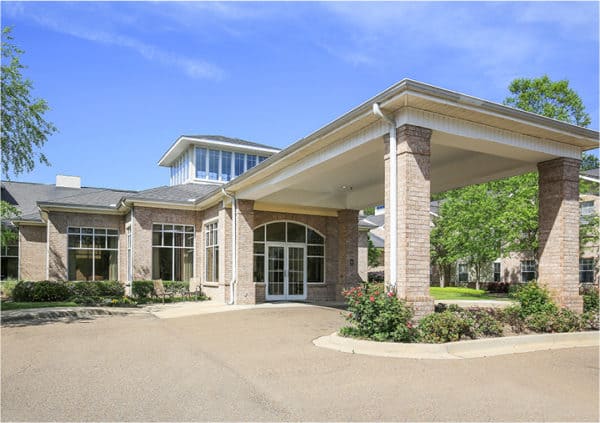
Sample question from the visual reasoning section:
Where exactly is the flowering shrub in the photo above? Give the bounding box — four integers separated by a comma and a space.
417, 310, 470, 343
339, 285, 417, 342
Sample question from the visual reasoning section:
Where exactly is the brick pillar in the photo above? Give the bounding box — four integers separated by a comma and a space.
337, 209, 361, 301
235, 199, 257, 304
538, 157, 582, 312
384, 124, 434, 319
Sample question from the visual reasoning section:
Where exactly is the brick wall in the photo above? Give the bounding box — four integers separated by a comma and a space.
47, 211, 124, 281
18, 225, 47, 281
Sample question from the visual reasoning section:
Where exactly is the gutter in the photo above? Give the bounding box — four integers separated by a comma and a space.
580, 175, 600, 183
221, 188, 237, 305
372, 103, 397, 290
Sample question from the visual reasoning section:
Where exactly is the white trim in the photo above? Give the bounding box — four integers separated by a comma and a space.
46, 220, 50, 280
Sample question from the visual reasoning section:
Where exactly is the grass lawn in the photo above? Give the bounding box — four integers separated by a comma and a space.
0, 301, 78, 311
430, 287, 510, 301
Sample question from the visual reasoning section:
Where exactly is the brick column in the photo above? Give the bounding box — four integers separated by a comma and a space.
235, 199, 257, 304
384, 124, 434, 319
538, 157, 582, 312
337, 209, 361, 301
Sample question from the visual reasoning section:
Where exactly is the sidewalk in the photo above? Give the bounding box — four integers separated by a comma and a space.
1, 306, 144, 324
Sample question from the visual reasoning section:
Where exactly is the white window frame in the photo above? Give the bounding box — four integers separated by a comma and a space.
520, 260, 537, 283
205, 221, 219, 283
151, 223, 195, 282
67, 226, 119, 281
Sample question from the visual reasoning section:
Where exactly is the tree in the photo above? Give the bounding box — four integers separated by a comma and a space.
1, 27, 56, 245
504, 75, 591, 127
367, 238, 381, 267
1, 27, 56, 178
431, 75, 594, 287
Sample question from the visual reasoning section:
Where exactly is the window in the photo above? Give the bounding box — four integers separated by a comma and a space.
493, 262, 501, 283
458, 263, 468, 283
196, 147, 207, 179
205, 222, 219, 282
247, 154, 257, 170
234, 152, 245, 177
152, 224, 194, 281
68, 227, 118, 281
221, 151, 232, 181
253, 222, 325, 284
1, 234, 18, 280
580, 201, 596, 223
126, 225, 132, 282
258, 156, 267, 163
208, 149, 220, 180
520, 260, 536, 282
580, 258, 595, 283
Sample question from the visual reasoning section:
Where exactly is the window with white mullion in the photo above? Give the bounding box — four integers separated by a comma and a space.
152, 223, 194, 282
68, 227, 119, 281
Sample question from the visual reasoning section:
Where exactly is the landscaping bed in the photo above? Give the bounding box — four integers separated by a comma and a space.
1, 280, 209, 311
339, 282, 599, 344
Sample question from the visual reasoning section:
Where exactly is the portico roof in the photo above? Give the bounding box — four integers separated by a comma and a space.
202, 79, 598, 211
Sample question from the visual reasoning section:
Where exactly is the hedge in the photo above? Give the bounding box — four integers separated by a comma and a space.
11, 281, 124, 302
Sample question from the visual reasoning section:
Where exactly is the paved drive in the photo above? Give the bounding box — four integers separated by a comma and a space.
2, 305, 598, 421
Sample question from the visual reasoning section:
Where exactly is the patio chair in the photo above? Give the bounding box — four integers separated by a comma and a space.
153, 280, 174, 303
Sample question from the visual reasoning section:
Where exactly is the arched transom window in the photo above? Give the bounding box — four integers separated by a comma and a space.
253, 221, 325, 284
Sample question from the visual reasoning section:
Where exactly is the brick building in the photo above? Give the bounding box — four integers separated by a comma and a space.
2, 80, 598, 315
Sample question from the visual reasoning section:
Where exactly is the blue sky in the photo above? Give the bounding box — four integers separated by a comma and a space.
3, 1, 599, 191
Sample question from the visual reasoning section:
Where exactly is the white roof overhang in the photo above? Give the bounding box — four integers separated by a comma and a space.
195, 79, 598, 211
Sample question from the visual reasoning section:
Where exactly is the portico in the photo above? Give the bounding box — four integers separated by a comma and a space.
206, 79, 597, 315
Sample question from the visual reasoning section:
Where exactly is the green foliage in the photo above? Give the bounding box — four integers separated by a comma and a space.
362, 207, 375, 216
95, 281, 125, 298
501, 305, 526, 333
132, 281, 155, 298
510, 282, 557, 317
581, 152, 599, 171
0, 280, 18, 299
367, 238, 381, 267
582, 286, 599, 313
340, 285, 417, 342
1, 27, 57, 178
504, 75, 591, 127
581, 310, 599, 330
580, 214, 599, 250
417, 310, 471, 343
162, 280, 189, 294
12, 280, 125, 303
524, 308, 582, 333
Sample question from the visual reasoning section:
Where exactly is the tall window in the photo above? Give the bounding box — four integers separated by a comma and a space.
208, 149, 220, 180
493, 262, 501, 283
520, 260, 536, 282
152, 224, 194, 281
458, 263, 469, 283
126, 225, 132, 282
68, 227, 118, 281
234, 152, 245, 177
580, 258, 595, 283
1, 234, 18, 280
196, 147, 207, 179
253, 222, 325, 283
258, 156, 267, 163
205, 222, 219, 282
221, 151, 232, 181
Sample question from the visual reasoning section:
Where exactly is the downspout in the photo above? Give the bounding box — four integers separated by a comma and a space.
221, 188, 237, 305
372, 103, 397, 289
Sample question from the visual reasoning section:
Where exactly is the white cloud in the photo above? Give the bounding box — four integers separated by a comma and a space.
6, 3, 224, 81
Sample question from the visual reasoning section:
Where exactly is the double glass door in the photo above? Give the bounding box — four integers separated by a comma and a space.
265, 243, 306, 301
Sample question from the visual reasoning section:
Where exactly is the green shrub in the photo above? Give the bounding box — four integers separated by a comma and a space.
340, 285, 417, 342
12, 281, 35, 302
32, 281, 71, 302
0, 280, 18, 299
460, 308, 504, 338
96, 281, 125, 298
71, 295, 102, 306
69, 281, 100, 298
417, 310, 470, 343
582, 287, 599, 313
500, 305, 526, 333
525, 308, 582, 333
510, 282, 557, 317
132, 281, 155, 298
163, 281, 189, 295
581, 310, 600, 330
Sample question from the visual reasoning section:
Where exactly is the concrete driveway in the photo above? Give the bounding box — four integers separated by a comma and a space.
2, 305, 598, 422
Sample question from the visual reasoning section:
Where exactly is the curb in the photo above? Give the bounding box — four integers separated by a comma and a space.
1, 307, 143, 324
313, 331, 600, 359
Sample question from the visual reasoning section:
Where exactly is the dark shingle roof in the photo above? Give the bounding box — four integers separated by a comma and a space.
582, 168, 599, 179
182, 135, 278, 151
1, 181, 136, 222
129, 183, 220, 203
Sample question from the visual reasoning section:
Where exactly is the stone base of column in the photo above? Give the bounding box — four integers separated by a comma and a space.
544, 285, 583, 313
407, 296, 435, 321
